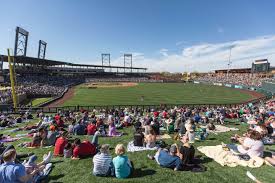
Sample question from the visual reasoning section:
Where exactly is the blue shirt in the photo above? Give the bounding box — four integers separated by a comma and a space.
112, 155, 131, 178
73, 124, 85, 135
157, 150, 182, 170
0, 162, 26, 183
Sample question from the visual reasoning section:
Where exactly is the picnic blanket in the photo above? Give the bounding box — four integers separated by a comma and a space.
156, 134, 171, 140
202, 125, 239, 134
127, 141, 158, 152
197, 145, 264, 168
0, 137, 21, 143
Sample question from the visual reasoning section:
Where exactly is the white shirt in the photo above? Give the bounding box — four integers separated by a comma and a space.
237, 138, 264, 157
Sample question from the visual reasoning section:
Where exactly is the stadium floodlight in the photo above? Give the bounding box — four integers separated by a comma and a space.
14, 27, 29, 57
101, 53, 111, 71
124, 54, 132, 73
38, 40, 47, 59
226, 46, 233, 81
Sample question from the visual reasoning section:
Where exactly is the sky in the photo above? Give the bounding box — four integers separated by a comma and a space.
1, 0, 275, 72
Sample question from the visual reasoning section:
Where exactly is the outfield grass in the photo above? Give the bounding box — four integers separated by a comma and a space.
28, 97, 52, 107
63, 83, 254, 106
2, 119, 274, 183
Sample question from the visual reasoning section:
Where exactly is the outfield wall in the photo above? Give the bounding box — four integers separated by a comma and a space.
193, 81, 273, 99
261, 81, 275, 95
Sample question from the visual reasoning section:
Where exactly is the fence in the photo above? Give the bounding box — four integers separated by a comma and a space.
1, 95, 268, 114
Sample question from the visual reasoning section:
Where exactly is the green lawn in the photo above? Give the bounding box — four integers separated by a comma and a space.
28, 97, 52, 107
2, 119, 275, 183
63, 83, 254, 106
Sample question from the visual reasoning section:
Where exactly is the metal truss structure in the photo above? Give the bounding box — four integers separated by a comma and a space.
14, 27, 29, 57
124, 54, 132, 73
38, 40, 47, 59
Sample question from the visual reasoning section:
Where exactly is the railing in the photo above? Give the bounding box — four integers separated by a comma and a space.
1, 95, 269, 114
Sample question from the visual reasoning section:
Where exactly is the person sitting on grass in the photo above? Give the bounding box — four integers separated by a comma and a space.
93, 144, 113, 177
72, 133, 99, 159
108, 118, 122, 137
235, 130, 264, 157
18, 127, 47, 148
54, 132, 68, 157
133, 128, 144, 147
87, 120, 97, 135
113, 144, 133, 179
178, 136, 195, 170
145, 128, 157, 148
44, 125, 59, 146
185, 119, 196, 143
0, 149, 41, 183
63, 143, 73, 158
123, 113, 132, 127
148, 144, 182, 171
73, 121, 86, 135
68, 121, 75, 134
151, 118, 160, 135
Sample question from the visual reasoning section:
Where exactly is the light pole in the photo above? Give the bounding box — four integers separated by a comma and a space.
226, 46, 233, 81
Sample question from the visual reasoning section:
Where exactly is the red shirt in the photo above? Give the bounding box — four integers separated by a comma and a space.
54, 137, 68, 156
54, 115, 60, 121
87, 124, 97, 135
163, 111, 168, 118
153, 111, 159, 118
56, 119, 64, 127
73, 141, 96, 158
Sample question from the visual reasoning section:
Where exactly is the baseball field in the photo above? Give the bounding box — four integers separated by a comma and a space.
61, 83, 262, 106
2, 83, 273, 183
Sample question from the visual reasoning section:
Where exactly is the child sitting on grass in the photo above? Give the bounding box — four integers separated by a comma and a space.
64, 143, 72, 158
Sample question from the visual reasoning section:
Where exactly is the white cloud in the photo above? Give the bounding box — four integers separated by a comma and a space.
110, 35, 275, 72
159, 48, 168, 57
176, 41, 188, 46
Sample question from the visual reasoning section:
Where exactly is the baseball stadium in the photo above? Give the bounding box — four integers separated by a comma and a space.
1, 1, 275, 183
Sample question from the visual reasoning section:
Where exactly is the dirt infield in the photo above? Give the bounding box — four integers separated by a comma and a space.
47, 87, 75, 107
236, 88, 266, 102
84, 82, 138, 88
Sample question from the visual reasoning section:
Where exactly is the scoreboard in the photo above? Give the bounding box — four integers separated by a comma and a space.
252, 59, 270, 73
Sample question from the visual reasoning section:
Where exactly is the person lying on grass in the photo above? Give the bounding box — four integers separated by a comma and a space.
0, 148, 51, 183
265, 151, 275, 166
113, 144, 133, 179
22, 153, 52, 182
92, 144, 113, 177
0, 149, 39, 183
148, 144, 183, 171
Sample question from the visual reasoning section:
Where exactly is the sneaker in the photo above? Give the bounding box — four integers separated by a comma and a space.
43, 151, 52, 164
43, 163, 53, 176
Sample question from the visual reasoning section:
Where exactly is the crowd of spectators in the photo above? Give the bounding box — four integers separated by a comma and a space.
0, 98, 275, 181
0, 75, 83, 104
196, 73, 271, 87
